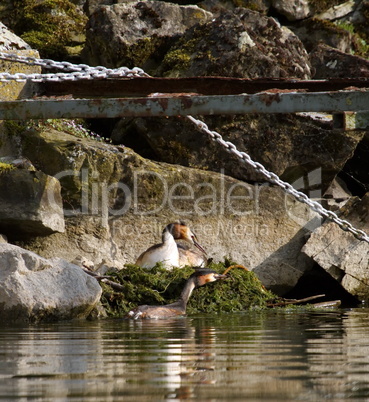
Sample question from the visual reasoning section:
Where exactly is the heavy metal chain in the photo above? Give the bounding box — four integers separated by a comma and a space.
0, 51, 149, 81
1, 51, 369, 243
186, 116, 369, 244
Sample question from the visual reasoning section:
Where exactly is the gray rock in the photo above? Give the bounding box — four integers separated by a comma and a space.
0, 156, 36, 170
0, 22, 40, 101
289, 18, 353, 53
0, 168, 65, 237
3, 128, 321, 295
0, 23, 41, 163
270, 1, 353, 22
302, 193, 369, 300
310, 43, 369, 79
323, 177, 352, 211
342, 0, 369, 43
112, 114, 363, 193
158, 8, 311, 78
199, 0, 272, 16
0, 21, 31, 50
0, 243, 102, 323
84, 0, 143, 17
83, 1, 213, 71
271, 0, 311, 21
316, 0, 357, 21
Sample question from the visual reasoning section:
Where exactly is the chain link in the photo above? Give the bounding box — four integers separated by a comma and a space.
1, 51, 369, 243
186, 115, 369, 244
0, 52, 149, 81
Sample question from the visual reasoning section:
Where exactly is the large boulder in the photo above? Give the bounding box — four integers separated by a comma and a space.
4, 125, 125, 210
0, 22, 40, 102
158, 8, 311, 78
111, 114, 364, 193
0, 0, 87, 60
289, 18, 353, 53
310, 43, 369, 79
83, 1, 213, 71
0, 243, 102, 323
0, 23, 41, 164
271, 0, 311, 21
199, 0, 271, 15
0, 167, 65, 238
2, 126, 320, 295
302, 193, 369, 301
270, 0, 343, 22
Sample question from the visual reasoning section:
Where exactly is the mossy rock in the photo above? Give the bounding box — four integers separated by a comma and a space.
100, 262, 276, 317
157, 8, 311, 78
0, 0, 87, 60
308, 0, 345, 15
4, 120, 125, 209
83, 1, 212, 71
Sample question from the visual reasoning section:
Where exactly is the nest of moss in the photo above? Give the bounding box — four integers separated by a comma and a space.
100, 261, 276, 317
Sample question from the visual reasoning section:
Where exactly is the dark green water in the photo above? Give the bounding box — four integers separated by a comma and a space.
1, 309, 369, 401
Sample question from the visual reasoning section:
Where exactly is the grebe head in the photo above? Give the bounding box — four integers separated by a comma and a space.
191, 268, 228, 288
164, 222, 207, 254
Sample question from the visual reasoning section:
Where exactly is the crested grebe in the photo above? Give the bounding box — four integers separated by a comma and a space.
127, 268, 227, 319
135, 222, 206, 269
177, 243, 207, 267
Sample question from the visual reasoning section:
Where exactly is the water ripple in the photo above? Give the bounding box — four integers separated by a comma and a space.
1, 309, 369, 400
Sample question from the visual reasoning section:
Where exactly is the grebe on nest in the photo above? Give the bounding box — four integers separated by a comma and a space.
135, 222, 207, 269
127, 268, 227, 319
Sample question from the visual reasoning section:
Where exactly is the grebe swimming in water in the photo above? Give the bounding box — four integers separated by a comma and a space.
127, 268, 227, 319
135, 222, 207, 269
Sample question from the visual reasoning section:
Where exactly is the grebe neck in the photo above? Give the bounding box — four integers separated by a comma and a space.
177, 278, 197, 305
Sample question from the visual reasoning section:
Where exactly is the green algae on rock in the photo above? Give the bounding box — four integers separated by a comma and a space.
100, 262, 276, 318
1, 0, 87, 60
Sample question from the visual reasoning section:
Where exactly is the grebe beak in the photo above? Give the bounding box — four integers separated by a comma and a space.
192, 235, 207, 255
214, 273, 228, 280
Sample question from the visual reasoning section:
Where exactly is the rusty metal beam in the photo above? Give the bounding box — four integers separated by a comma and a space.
1, 91, 369, 119
41, 77, 369, 97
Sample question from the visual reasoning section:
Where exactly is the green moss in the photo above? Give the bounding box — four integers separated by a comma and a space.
100, 261, 276, 318
349, 3, 369, 58
232, 0, 264, 12
162, 49, 191, 73
332, 20, 369, 57
161, 39, 198, 77
128, 37, 159, 67
0, 162, 15, 174
159, 22, 216, 77
3, 0, 87, 60
3, 120, 27, 137
335, 20, 355, 35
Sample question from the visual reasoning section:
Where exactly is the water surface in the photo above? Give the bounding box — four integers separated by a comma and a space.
1, 309, 369, 401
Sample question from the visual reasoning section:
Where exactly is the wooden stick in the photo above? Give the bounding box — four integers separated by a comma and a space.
223, 264, 249, 275
267, 294, 326, 307
100, 278, 126, 292
312, 300, 341, 308
82, 268, 126, 292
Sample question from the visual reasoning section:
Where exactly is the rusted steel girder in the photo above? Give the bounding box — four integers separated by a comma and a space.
1, 91, 369, 119
41, 77, 369, 97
